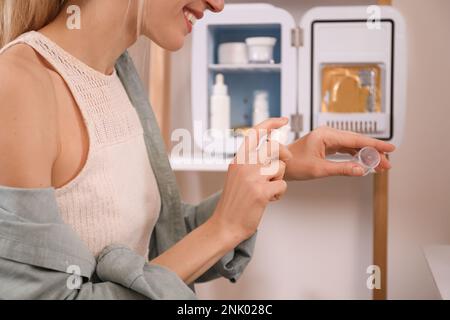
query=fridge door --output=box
[191,4,297,154]
[299,6,407,147]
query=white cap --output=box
[213,73,228,95]
[270,124,291,145]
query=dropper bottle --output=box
[210,73,231,137]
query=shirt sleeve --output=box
[182,191,257,283]
[0,244,196,300]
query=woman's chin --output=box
[155,37,185,52]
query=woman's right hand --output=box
[151,118,291,284]
[210,118,293,245]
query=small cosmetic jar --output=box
[245,37,277,64]
[218,42,248,64]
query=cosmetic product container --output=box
[218,42,248,64]
[246,37,277,64]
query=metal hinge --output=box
[290,113,303,135]
[291,27,303,48]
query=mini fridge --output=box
[185,3,407,168]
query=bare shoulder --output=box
[0,44,57,106]
[0,45,59,188]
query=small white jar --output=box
[246,37,277,64]
[218,42,248,64]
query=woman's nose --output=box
[206,0,224,13]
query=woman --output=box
[0,0,394,299]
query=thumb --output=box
[322,160,366,177]
[253,117,289,131]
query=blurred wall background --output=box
[131,0,450,299]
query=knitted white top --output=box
[0,31,161,258]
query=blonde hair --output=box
[0,0,66,47]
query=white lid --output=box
[254,90,269,101]
[270,124,291,145]
[213,74,228,95]
[219,42,247,48]
[245,37,277,46]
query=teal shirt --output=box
[0,52,256,300]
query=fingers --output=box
[342,132,395,153]
[322,160,366,177]
[323,127,396,153]
[258,140,292,164]
[253,117,289,132]
[235,117,289,165]
[261,160,286,181]
[247,117,289,151]
[266,179,288,201]
[236,117,290,166]
[317,127,395,172]
[375,153,392,172]
[333,147,358,157]
[257,139,291,179]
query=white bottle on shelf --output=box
[210,73,230,138]
[252,90,270,126]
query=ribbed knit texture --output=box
[0,31,161,258]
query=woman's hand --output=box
[151,118,292,285]
[210,117,293,244]
[285,126,396,181]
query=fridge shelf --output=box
[209,64,282,73]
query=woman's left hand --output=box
[284,126,396,181]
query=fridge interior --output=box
[186,4,406,165]
[207,24,283,129]
[308,18,395,140]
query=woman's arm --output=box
[180,192,256,283]
[150,215,239,284]
[151,118,291,284]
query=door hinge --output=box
[291,27,303,48]
[290,113,304,135]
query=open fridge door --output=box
[298,6,407,146]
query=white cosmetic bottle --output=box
[210,73,230,138]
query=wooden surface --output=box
[149,42,171,148]
[373,169,389,300]
[372,0,392,301]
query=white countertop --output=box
[424,245,450,300]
